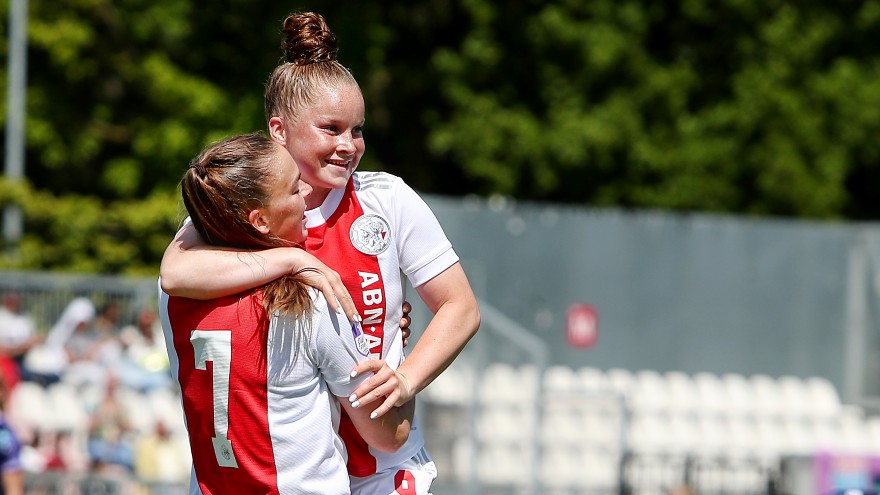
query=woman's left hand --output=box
[349,360,415,419]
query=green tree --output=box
[14,0,283,199]
[3,0,880,273]
[423,0,880,218]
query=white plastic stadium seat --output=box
[539,444,581,488]
[423,362,473,406]
[8,381,52,431]
[694,372,728,416]
[722,373,756,417]
[543,365,578,394]
[476,406,535,443]
[480,363,529,404]
[627,413,673,455]
[665,371,699,414]
[777,375,811,419]
[805,376,842,419]
[577,366,608,393]
[751,374,784,418]
[477,442,532,486]
[605,368,635,397]
[45,382,89,432]
[630,369,669,414]
[540,405,581,444]
[864,415,880,454]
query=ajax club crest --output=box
[350,214,391,255]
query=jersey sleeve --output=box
[309,291,372,399]
[390,177,461,287]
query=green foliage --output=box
[0,177,182,274]
[10,0,273,199]
[424,0,880,218]
[2,0,880,273]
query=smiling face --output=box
[269,82,366,209]
[256,144,311,244]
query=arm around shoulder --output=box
[159,222,293,298]
[159,223,360,320]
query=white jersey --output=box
[159,284,371,495]
[304,171,458,484]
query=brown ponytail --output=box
[180,132,316,317]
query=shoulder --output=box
[352,171,404,192]
[303,288,341,336]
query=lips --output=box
[326,158,349,167]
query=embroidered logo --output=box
[350,214,391,255]
[351,322,371,357]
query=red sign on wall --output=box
[566,303,599,349]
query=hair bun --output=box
[280,12,338,65]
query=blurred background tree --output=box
[1,0,880,273]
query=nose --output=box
[336,132,356,156]
[299,180,313,201]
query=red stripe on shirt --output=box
[306,180,387,476]
[167,294,280,494]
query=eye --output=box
[353,125,364,137]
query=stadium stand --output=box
[3,272,880,495]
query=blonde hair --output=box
[264,11,360,124]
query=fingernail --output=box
[350,370,358,378]
[349,393,357,402]
[354,314,362,322]
[370,412,377,420]
[352,400,360,408]
[336,306,344,315]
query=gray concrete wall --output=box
[414,193,880,400]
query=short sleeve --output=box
[309,291,371,399]
[391,179,460,287]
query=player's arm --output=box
[1,469,23,495]
[160,221,358,319]
[350,262,480,417]
[339,376,415,453]
[314,306,414,452]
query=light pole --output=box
[4,0,28,249]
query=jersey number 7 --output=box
[191,330,240,468]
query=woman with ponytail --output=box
[161,12,480,494]
[160,133,413,495]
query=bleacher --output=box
[4,269,879,495]
[421,362,879,495]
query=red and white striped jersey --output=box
[159,286,370,495]
[304,172,459,478]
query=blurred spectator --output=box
[117,308,171,392]
[22,297,96,386]
[133,420,190,493]
[0,367,24,495]
[86,374,135,475]
[62,301,123,387]
[0,291,41,389]
[0,292,39,386]
[19,429,70,475]
[92,301,122,338]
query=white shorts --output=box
[349,447,438,495]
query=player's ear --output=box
[268,117,286,146]
[248,208,271,235]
